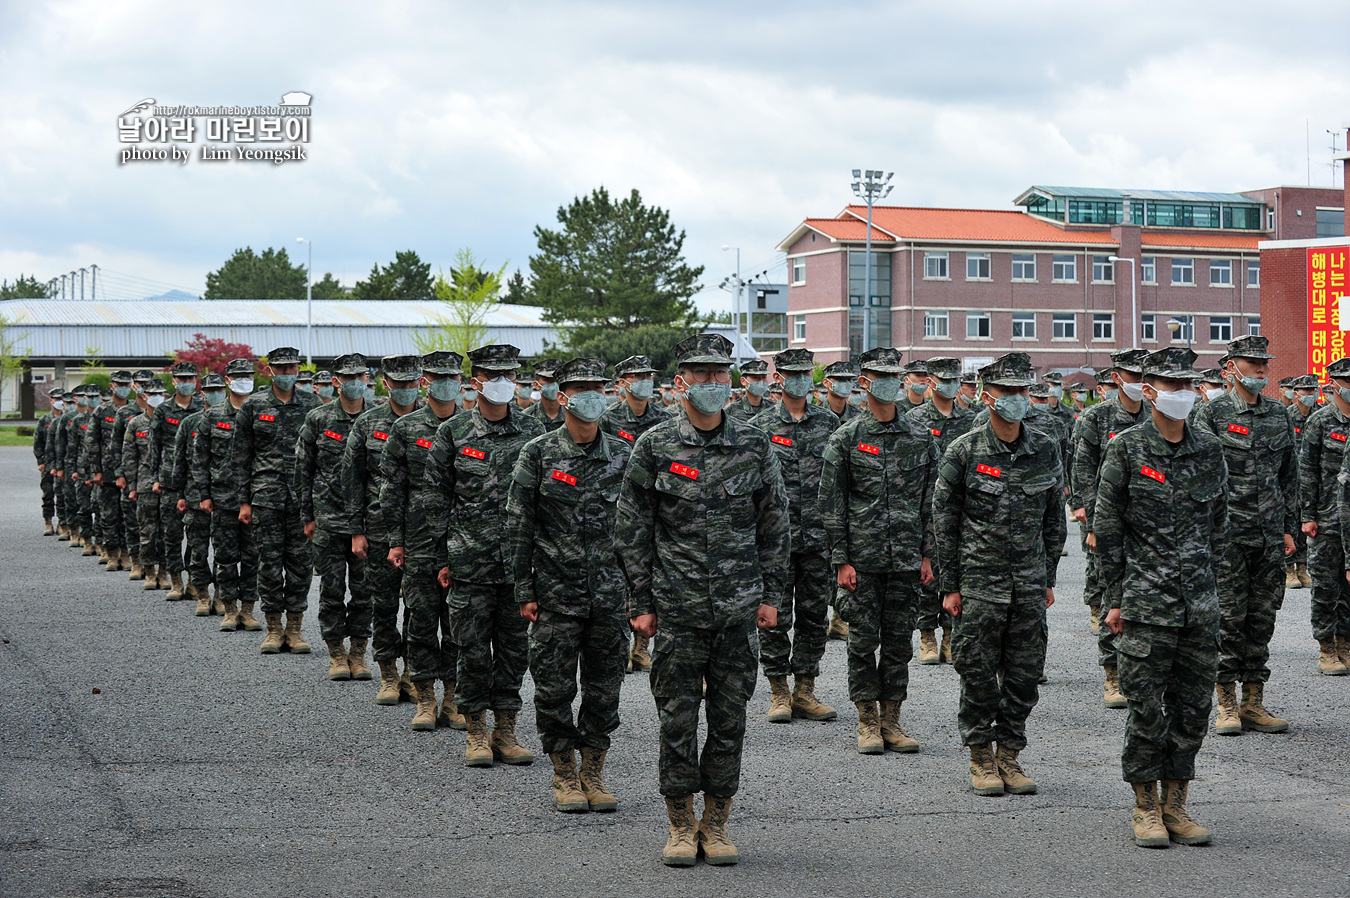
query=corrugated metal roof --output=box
[1018,186,1263,205]
[0,299,553,327]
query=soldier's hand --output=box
[919,557,934,586]
[1104,607,1123,635]
[520,602,539,623]
[152,481,161,494]
[1045,587,1055,609]
[303,521,316,540]
[630,613,657,639]
[943,591,962,617]
[836,563,858,591]
[437,567,450,588]
[1284,534,1295,557]
[176,499,187,513]
[387,546,403,567]
[200,499,213,513]
[351,534,367,559]
[238,503,252,525]
[128,490,137,501]
[93,473,103,484]
[54,470,63,479]
[37,464,45,474]
[1303,522,1318,538]
[116,476,126,490]
[1073,507,1087,524]
[1085,532,1097,552]
[756,604,778,629]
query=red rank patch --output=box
[258,414,276,422]
[1295,427,1302,434]
[771,434,793,446]
[167,417,180,425]
[976,463,1001,478]
[323,429,344,442]
[670,462,699,480]
[1227,424,1249,435]
[1108,432,1117,439]
[930,428,942,437]
[618,430,635,441]
[1333,432,1348,442]
[215,422,232,431]
[415,437,433,449]
[461,446,486,459]
[192,431,198,437]
[1141,466,1165,483]
[373,431,389,441]
[135,431,148,438]
[80,424,88,430]
[857,442,881,455]
[104,416,115,423]
[551,469,577,486]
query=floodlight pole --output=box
[1109,256,1137,348]
[297,237,312,365]
[722,245,742,364]
[852,170,893,354]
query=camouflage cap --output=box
[1198,367,1225,385]
[1288,373,1320,389]
[1327,357,1350,380]
[314,370,332,381]
[674,333,734,365]
[857,347,905,374]
[979,352,1035,387]
[421,350,464,376]
[48,387,65,399]
[822,361,859,379]
[1142,347,1200,380]
[615,355,658,376]
[1029,382,1051,397]
[332,353,368,376]
[903,359,928,376]
[1110,348,1149,374]
[1069,380,1089,393]
[201,373,226,389]
[738,358,769,375]
[296,370,314,383]
[170,361,199,377]
[1227,334,1274,360]
[133,369,157,384]
[1216,353,1230,369]
[467,344,521,372]
[555,357,609,386]
[1277,376,1295,387]
[382,354,422,381]
[110,369,133,383]
[1094,367,1116,385]
[531,357,566,379]
[1042,370,1064,384]
[145,380,166,393]
[772,348,815,372]
[225,358,255,376]
[960,371,978,384]
[926,357,961,379]
[267,346,302,365]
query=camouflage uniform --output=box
[110,393,143,563]
[34,405,60,526]
[1286,376,1319,571]
[168,404,214,593]
[85,379,132,554]
[149,374,205,579]
[57,396,92,543]
[933,354,1066,752]
[195,376,257,612]
[614,334,790,799]
[123,405,161,565]
[724,359,775,424]
[1302,391,1350,643]
[599,395,672,446]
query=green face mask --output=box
[339,379,366,400]
[934,380,960,399]
[564,390,607,422]
[782,374,814,399]
[684,381,731,415]
[745,381,769,398]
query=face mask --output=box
[745,381,769,399]
[516,384,532,400]
[317,385,335,400]
[934,380,960,400]
[204,390,227,408]
[1281,389,1294,400]
[364,385,376,402]
[52,400,65,410]
[1339,388,1350,405]
[380,385,413,406]
[681,380,731,415]
[480,376,516,405]
[147,394,165,408]
[782,374,814,399]
[907,381,927,396]
[1298,393,1317,408]
[990,393,1031,423]
[1205,387,1226,401]
[175,382,195,397]
[530,390,542,402]
[625,379,654,401]
[1151,388,1196,421]
[847,392,865,408]
[428,378,462,403]
[229,378,253,395]
[864,376,902,403]
[1048,385,1063,399]
[1240,375,1268,395]
[1102,388,1119,402]
[538,383,559,402]
[564,390,607,422]
[1072,391,1086,403]
[271,374,298,391]
[339,379,366,400]
[113,385,131,399]
[462,389,477,403]
[1120,381,1145,402]
[828,379,853,399]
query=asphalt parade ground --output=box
[2,446,1348,898]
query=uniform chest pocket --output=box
[318,433,346,455]
[454,455,491,497]
[540,470,582,505]
[965,470,1006,513]
[1321,431,1347,454]
[1184,479,1223,504]
[850,450,886,490]
[656,467,703,504]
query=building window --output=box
[1052,313,1077,340]
[1093,314,1114,340]
[1011,312,1036,339]
[1210,316,1232,342]
[924,252,949,279]
[791,257,805,285]
[1141,257,1156,284]
[1011,253,1036,281]
[1141,314,1156,342]
[1247,316,1260,336]
[924,310,949,338]
[1169,315,1194,343]
[1317,208,1346,239]
[966,312,991,339]
[1052,254,1077,282]
[1171,258,1195,285]
[966,252,991,280]
[1210,259,1232,287]
[1247,259,1260,287]
[793,315,806,341]
[1092,256,1114,283]
[847,250,891,354]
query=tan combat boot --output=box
[128,559,144,581]
[398,661,417,703]
[1239,682,1288,733]
[57,523,70,541]
[1131,782,1169,847]
[1285,564,1301,589]
[283,612,311,653]
[1160,779,1211,845]
[490,710,535,765]
[579,746,617,812]
[238,601,263,631]
[97,545,110,565]
[156,567,170,590]
[166,571,185,600]
[208,586,225,615]
[437,680,465,730]
[791,675,837,720]
[411,680,437,730]
[855,701,883,755]
[1103,665,1127,709]
[43,518,54,536]
[375,661,401,705]
[969,744,1004,796]
[827,613,848,640]
[629,635,652,673]
[918,629,939,664]
[939,627,952,663]
[464,710,494,767]
[766,675,793,723]
[326,641,351,680]
[142,564,160,590]
[1089,605,1101,633]
[661,796,698,866]
[1296,563,1311,588]
[697,795,737,866]
[996,744,1037,794]
[193,585,211,616]
[259,612,285,654]
[879,700,919,752]
[1213,683,1242,735]
[1317,639,1348,675]
[1339,635,1350,668]
[218,598,239,632]
[82,540,98,557]
[548,750,589,812]
[347,639,372,680]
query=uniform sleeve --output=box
[168,423,190,493]
[1278,415,1299,538]
[193,415,213,502]
[1042,444,1067,588]
[1093,437,1130,610]
[377,425,409,549]
[120,424,136,486]
[505,443,542,607]
[752,443,790,610]
[932,440,967,595]
[1069,409,1098,511]
[110,413,127,479]
[614,434,658,618]
[85,413,103,475]
[1299,414,1323,526]
[294,408,320,522]
[147,409,165,485]
[817,429,851,567]
[33,417,46,462]
[920,435,939,561]
[335,419,363,536]
[231,402,255,506]
[1211,453,1230,566]
[421,420,457,570]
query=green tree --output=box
[352,250,433,301]
[411,248,505,360]
[0,312,32,412]
[309,272,345,299]
[0,274,49,299]
[502,269,541,306]
[566,323,704,382]
[204,247,307,299]
[530,188,704,346]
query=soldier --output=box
[1068,381,1089,415]
[1043,372,1077,457]
[1277,376,1295,408]
[820,347,937,755]
[85,371,133,569]
[514,366,536,410]
[125,383,167,587]
[1028,383,1072,480]
[724,358,772,422]
[34,388,64,536]
[821,361,862,428]
[1305,362,1350,674]
[196,359,262,632]
[314,370,334,404]
[380,351,463,722]
[898,359,928,413]
[232,346,322,654]
[461,385,478,412]
[750,348,840,724]
[149,361,204,600]
[113,371,156,578]
[1094,347,1226,848]
[1197,369,1227,405]
[341,354,423,702]
[1072,349,1150,707]
[933,352,1065,797]
[508,357,630,812]
[423,344,545,766]
[170,374,223,613]
[64,386,97,552]
[1286,373,1319,589]
[295,369,315,396]
[1193,335,1296,735]
[908,356,975,664]
[957,371,979,410]
[296,354,373,680]
[615,332,788,867]
[522,357,566,432]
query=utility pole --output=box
[297,238,313,365]
[851,170,893,354]
[90,264,98,301]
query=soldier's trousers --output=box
[1216,540,1285,684]
[137,490,163,565]
[916,556,954,633]
[52,472,66,526]
[1081,523,1100,609]
[760,551,831,678]
[211,508,257,606]
[365,541,407,663]
[159,490,186,576]
[61,477,77,533]
[39,470,55,520]
[529,606,626,754]
[120,490,138,559]
[97,483,124,549]
[844,570,921,703]
[447,580,527,714]
[183,507,212,588]
[76,481,94,540]
[1289,525,1308,567]
[402,557,457,681]
[952,597,1046,751]
[650,620,759,798]
[1308,531,1350,641]
[313,528,370,643]
[252,500,312,614]
[1117,618,1218,783]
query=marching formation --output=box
[29,330,1348,863]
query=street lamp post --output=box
[851,170,893,354]
[1108,255,1137,348]
[296,237,312,365]
[721,245,742,364]
[1168,316,1193,349]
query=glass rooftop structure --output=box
[1012,186,1267,231]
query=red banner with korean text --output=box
[1309,245,1350,381]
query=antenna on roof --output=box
[1329,130,1343,188]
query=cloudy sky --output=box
[2,0,1347,310]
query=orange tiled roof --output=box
[842,205,1118,245]
[1140,232,1262,251]
[799,218,896,242]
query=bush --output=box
[16,425,34,436]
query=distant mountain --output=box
[142,289,201,302]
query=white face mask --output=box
[146,394,165,407]
[1205,387,1226,402]
[1151,388,1197,421]
[479,375,516,405]
[229,378,254,395]
[1120,381,1145,402]
[52,400,64,411]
